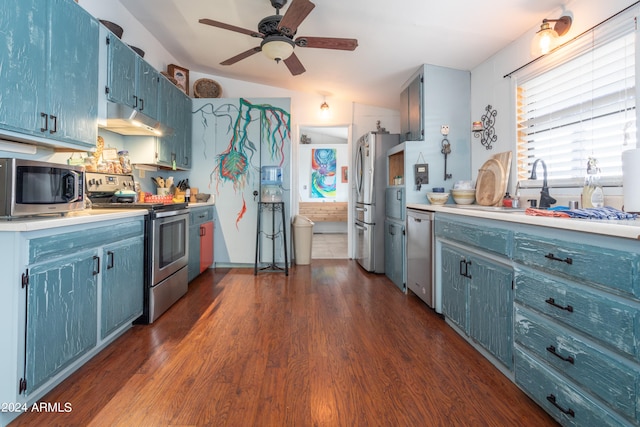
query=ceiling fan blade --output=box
[220,47,262,65]
[199,18,263,38]
[296,36,358,51]
[284,53,306,75]
[277,0,315,36]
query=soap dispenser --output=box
[502,192,513,208]
[582,157,604,208]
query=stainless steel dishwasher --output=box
[406,209,434,307]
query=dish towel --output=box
[526,206,637,220]
[525,208,570,217]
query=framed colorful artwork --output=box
[310,148,336,198]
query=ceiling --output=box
[119,0,567,110]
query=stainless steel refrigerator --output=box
[354,132,399,272]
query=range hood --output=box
[99,102,173,137]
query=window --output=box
[514,8,637,185]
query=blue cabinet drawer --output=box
[515,348,630,426]
[435,216,512,257]
[513,232,640,298]
[515,306,639,422]
[28,220,145,265]
[190,206,213,226]
[515,268,640,361]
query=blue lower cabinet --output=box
[515,267,639,362]
[26,252,99,394]
[101,236,144,338]
[515,306,639,422]
[515,348,630,426]
[22,218,145,397]
[440,241,513,368]
[384,219,405,290]
[468,254,513,369]
[441,244,468,333]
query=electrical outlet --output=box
[441,125,450,136]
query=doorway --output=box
[296,125,351,259]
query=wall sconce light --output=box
[472,105,497,150]
[531,15,572,56]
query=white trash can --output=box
[293,215,314,265]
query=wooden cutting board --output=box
[476,158,505,206]
[474,151,512,206]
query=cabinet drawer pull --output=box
[545,253,573,264]
[93,255,100,275]
[49,115,57,134]
[133,95,138,108]
[459,259,472,278]
[40,112,48,132]
[545,297,573,312]
[200,225,205,237]
[140,97,144,111]
[546,345,574,364]
[546,394,575,417]
[107,251,115,269]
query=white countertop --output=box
[407,203,640,240]
[0,209,147,232]
[0,195,216,233]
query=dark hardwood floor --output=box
[11,260,557,426]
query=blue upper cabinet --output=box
[0,0,48,137]
[106,35,137,109]
[0,0,99,149]
[106,35,160,121]
[137,59,160,120]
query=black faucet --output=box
[529,159,557,208]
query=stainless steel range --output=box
[86,172,189,323]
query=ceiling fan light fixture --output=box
[261,36,295,62]
[531,15,572,56]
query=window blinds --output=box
[514,7,637,184]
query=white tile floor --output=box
[312,233,348,259]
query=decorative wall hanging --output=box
[167,64,189,95]
[472,105,497,150]
[310,148,336,198]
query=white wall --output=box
[470,0,638,196]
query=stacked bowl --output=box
[451,189,475,205]
[452,180,475,205]
[427,192,450,205]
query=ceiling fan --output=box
[199,0,358,76]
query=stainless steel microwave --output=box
[0,158,85,218]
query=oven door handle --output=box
[154,209,190,219]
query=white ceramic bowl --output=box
[427,192,449,205]
[451,189,476,205]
